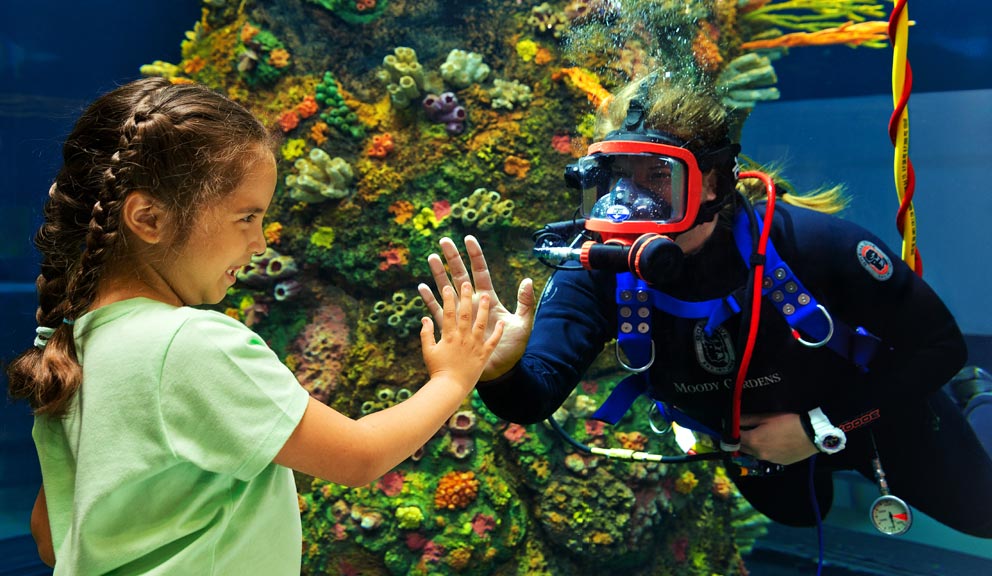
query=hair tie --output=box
[34,326,56,349]
[63,318,75,325]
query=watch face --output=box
[822,435,842,450]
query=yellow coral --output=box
[263,221,283,245]
[675,470,699,494]
[280,138,307,161]
[412,207,440,236]
[741,20,892,50]
[389,200,416,224]
[515,38,538,62]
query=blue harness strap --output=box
[592,210,884,430]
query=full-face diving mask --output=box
[567,140,703,237]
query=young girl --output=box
[5,77,503,574]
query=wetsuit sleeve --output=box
[477,268,615,424]
[784,208,967,427]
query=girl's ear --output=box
[122,191,168,244]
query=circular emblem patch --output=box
[605,204,631,223]
[693,322,736,376]
[856,240,893,281]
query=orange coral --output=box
[534,46,554,65]
[277,110,300,133]
[241,23,260,44]
[263,221,283,245]
[389,200,415,224]
[741,20,891,50]
[615,431,648,451]
[295,95,319,119]
[552,67,612,109]
[356,0,376,11]
[503,155,531,179]
[268,47,291,69]
[310,121,330,145]
[367,133,395,158]
[693,21,723,73]
[378,245,409,271]
[182,55,207,75]
[434,471,480,510]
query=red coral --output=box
[295,95,319,119]
[376,470,405,496]
[432,199,452,221]
[277,110,300,133]
[671,535,689,563]
[551,133,572,154]
[378,244,409,271]
[405,532,429,551]
[355,0,376,12]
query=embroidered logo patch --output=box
[693,321,736,376]
[856,241,893,281]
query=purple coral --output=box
[422,92,467,135]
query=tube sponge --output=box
[285,148,355,202]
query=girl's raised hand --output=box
[420,281,504,389]
[418,235,534,381]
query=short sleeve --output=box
[160,311,310,481]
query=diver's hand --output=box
[739,412,818,465]
[419,235,535,381]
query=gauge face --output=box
[870,495,913,535]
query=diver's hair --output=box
[5,77,275,417]
[597,73,848,215]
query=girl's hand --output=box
[418,235,535,381]
[420,281,504,389]
[739,412,819,465]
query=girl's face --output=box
[155,153,276,306]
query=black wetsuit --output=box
[479,203,992,538]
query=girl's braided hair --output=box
[6,77,275,417]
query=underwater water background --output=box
[1,1,991,575]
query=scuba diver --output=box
[418,74,992,539]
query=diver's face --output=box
[674,170,719,255]
[611,155,674,205]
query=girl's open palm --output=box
[418,235,535,381]
[420,281,504,386]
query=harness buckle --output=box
[616,339,655,373]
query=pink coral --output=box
[471,513,497,537]
[287,302,350,403]
[503,423,529,444]
[376,470,405,496]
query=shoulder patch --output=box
[856,240,893,281]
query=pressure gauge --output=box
[870,494,913,535]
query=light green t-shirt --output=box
[33,298,311,575]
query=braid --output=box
[6,77,274,417]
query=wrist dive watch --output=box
[808,407,846,454]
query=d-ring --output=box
[796,304,834,348]
[648,402,672,435]
[616,340,655,373]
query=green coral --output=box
[366,290,425,338]
[315,71,366,139]
[450,188,514,230]
[716,52,780,110]
[376,47,425,108]
[309,225,335,249]
[306,0,389,25]
[285,148,355,202]
[238,27,289,88]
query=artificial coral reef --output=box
[146,1,892,574]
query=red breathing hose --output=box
[728,171,776,447]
